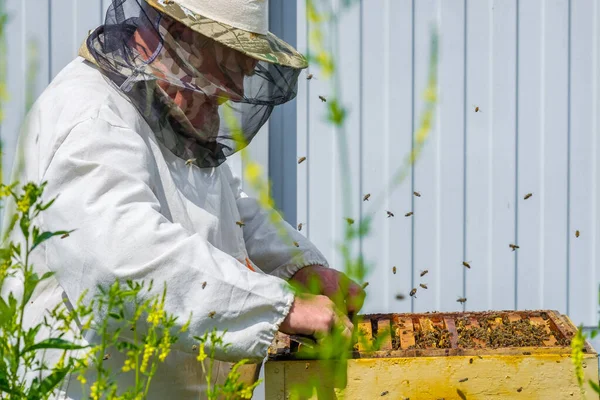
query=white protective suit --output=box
[3,57,328,399]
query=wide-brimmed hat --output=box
[145,0,308,69]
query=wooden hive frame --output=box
[266,310,599,399]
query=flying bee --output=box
[524,193,533,200]
[192,344,198,351]
[185,158,197,166]
[459,378,468,383]
[462,261,471,269]
[420,269,429,277]
[395,293,406,300]
[392,266,397,274]
[410,288,417,297]
[297,223,303,231]
[361,282,369,289]
[576,230,580,238]
[345,217,355,225]
[386,211,395,218]
[420,283,428,289]
[305,362,310,369]
[363,193,371,201]
[236,221,245,227]
[202,281,207,289]
[509,244,520,251]
[298,156,307,164]
[474,106,481,113]
[293,241,300,248]
[103,353,111,361]
[319,95,327,102]
[380,391,389,396]
[405,212,413,217]
[413,191,421,197]
[306,73,314,80]
[457,297,467,304]
[208,311,216,318]
[164,0,175,4]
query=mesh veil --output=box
[85,0,302,167]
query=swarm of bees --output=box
[363,193,371,201]
[298,156,307,164]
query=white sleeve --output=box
[40,117,294,362]
[226,171,330,280]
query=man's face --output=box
[133,16,259,133]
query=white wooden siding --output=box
[297,0,600,327]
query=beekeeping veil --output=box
[81,0,307,167]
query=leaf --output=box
[26,367,70,400]
[0,368,16,395]
[36,197,56,212]
[21,338,88,354]
[31,230,73,251]
[589,379,600,394]
[591,330,598,339]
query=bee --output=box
[517,387,523,393]
[363,193,371,201]
[395,293,406,300]
[192,345,198,351]
[474,106,481,113]
[410,288,417,297]
[361,282,369,289]
[509,244,520,251]
[306,73,314,80]
[185,158,197,166]
[61,233,70,239]
[297,223,303,231]
[298,156,307,164]
[319,95,327,102]
[236,221,245,227]
[459,378,468,383]
[345,218,355,225]
[405,212,413,217]
[576,230,580,238]
[413,191,421,197]
[202,281,207,289]
[469,358,473,364]
[208,311,216,318]
[524,193,533,200]
[103,353,111,361]
[420,269,429,277]
[305,362,310,369]
[457,297,467,304]
[386,211,395,218]
[380,391,389,396]
[462,261,471,269]
[164,0,175,4]
[392,266,397,274]
[420,283,428,289]
[293,241,300,248]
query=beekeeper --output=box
[4,0,365,398]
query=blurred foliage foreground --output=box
[0,0,596,398]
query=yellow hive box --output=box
[265,311,598,399]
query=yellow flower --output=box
[141,344,155,373]
[17,196,30,213]
[122,357,134,372]
[244,162,262,184]
[196,343,207,362]
[77,374,87,385]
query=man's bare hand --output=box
[290,265,366,316]
[279,294,353,341]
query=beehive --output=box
[266,310,598,399]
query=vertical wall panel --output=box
[437,0,466,312]
[385,0,413,313]
[489,0,518,311]
[464,0,494,311]
[412,0,439,313]
[516,0,544,310]
[569,0,596,325]
[541,0,569,313]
